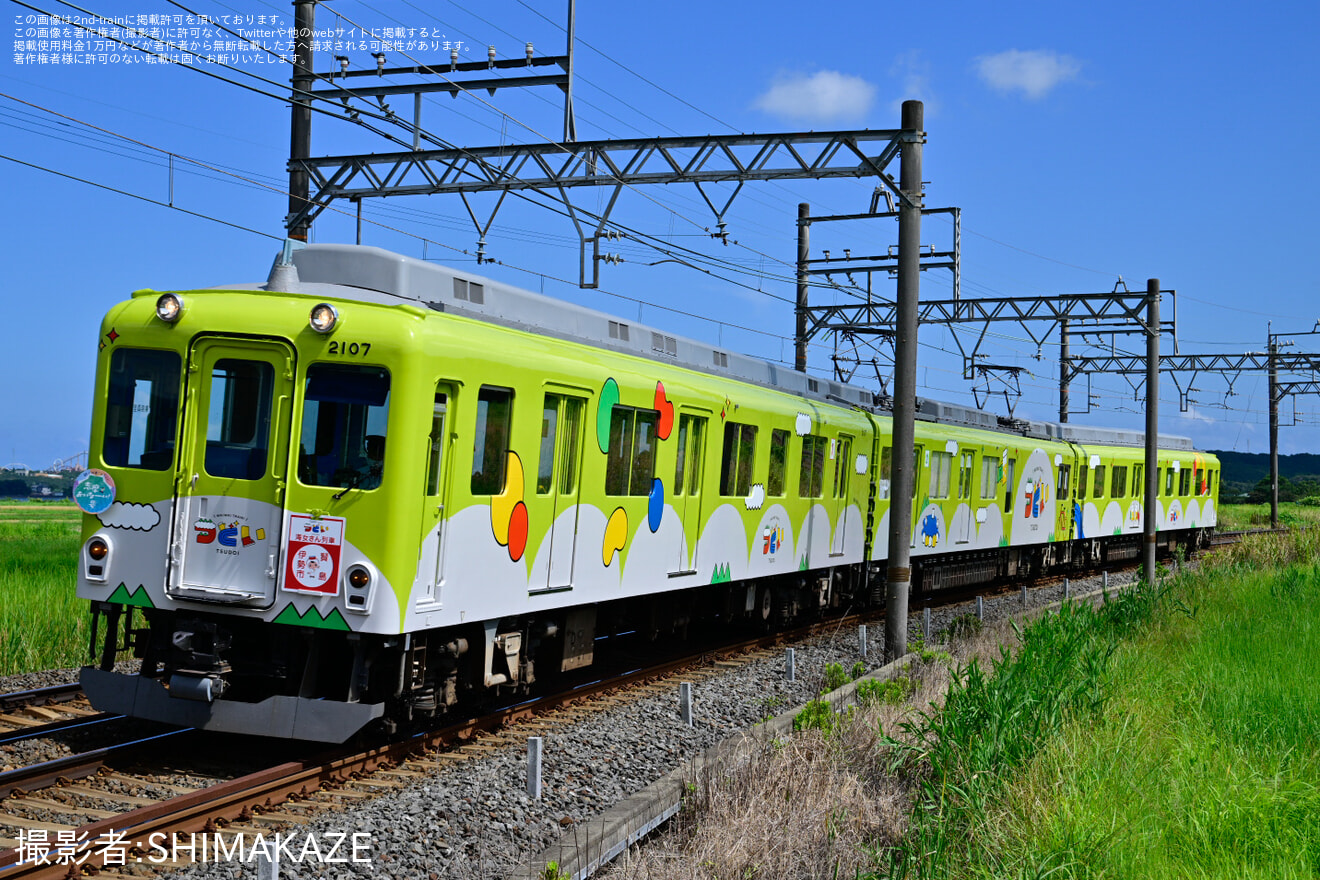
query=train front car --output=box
[76,264,421,742]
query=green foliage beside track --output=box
[873,528,1320,879]
[0,503,87,674]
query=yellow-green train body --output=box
[75,244,1218,741]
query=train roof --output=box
[239,242,1196,454]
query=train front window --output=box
[204,359,274,480]
[103,348,181,470]
[298,364,391,489]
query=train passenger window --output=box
[928,451,952,499]
[299,364,391,489]
[1165,468,1175,496]
[1002,458,1016,514]
[1111,466,1127,498]
[833,436,853,499]
[768,429,789,496]
[879,446,893,500]
[606,405,659,496]
[1133,465,1144,496]
[720,422,758,497]
[980,455,998,500]
[958,451,975,500]
[103,348,181,471]
[799,435,827,498]
[1178,468,1191,496]
[1056,464,1071,500]
[1092,465,1106,499]
[425,392,448,496]
[471,386,513,495]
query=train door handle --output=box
[190,473,198,490]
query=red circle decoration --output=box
[508,501,529,562]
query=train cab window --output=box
[980,455,998,500]
[1078,466,1089,499]
[928,451,953,500]
[768,429,789,496]
[471,386,513,495]
[1056,464,1071,500]
[1111,466,1127,498]
[1002,457,1017,514]
[1092,465,1106,499]
[204,359,274,480]
[958,451,975,500]
[833,436,853,499]
[299,364,391,489]
[1178,468,1191,496]
[1133,465,1144,496]
[1206,469,1215,496]
[103,348,181,471]
[719,422,758,497]
[606,405,659,496]
[800,435,827,498]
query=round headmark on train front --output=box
[73,468,116,515]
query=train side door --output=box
[167,337,294,606]
[540,392,587,591]
[670,410,709,574]
[1055,450,1075,543]
[421,386,453,604]
[910,444,925,547]
[830,433,854,556]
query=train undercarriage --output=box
[82,527,1212,742]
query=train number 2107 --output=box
[327,341,372,356]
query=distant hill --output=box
[1208,450,1320,499]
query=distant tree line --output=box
[0,478,29,498]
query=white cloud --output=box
[889,51,938,117]
[976,49,1081,99]
[98,501,161,531]
[754,71,877,123]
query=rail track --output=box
[0,528,1276,877]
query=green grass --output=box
[883,530,1320,879]
[0,502,88,674]
[1216,501,1320,530]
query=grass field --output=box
[0,502,88,675]
[909,529,1320,879]
[1216,501,1320,530]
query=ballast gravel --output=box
[142,568,1137,880]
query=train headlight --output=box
[309,303,339,334]
[87,537,109,560]
[344,563,374,613]
[155,293,184,323]
[84,535,111,583]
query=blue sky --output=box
[4,0,1318,470]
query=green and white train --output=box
[74,244,1219,741]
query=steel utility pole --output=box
[795,203,809,372]
[1269,330,1279,529]
[1059,318,1070,422]
[287,0,315,242]
[1143,279,1159,586]
[885,100,922,662]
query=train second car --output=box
[73,244,1218,741]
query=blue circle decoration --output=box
[647,478,664,533]
[73,468,116,515]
